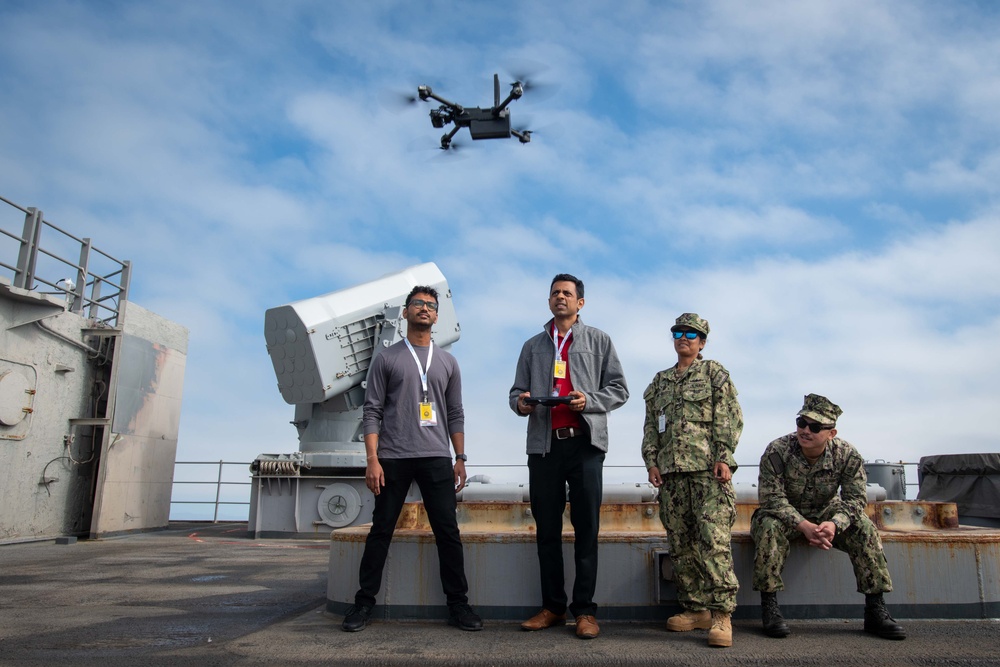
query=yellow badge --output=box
[553,359,567,379]
[420,402,433,420]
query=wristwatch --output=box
[455,453,468,462]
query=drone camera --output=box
[429,108,450,129]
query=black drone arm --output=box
[418,85,463,113]
[510,129,531,144]
[495,82,523,115]
[440,126,461,150]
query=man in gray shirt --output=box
[342,286,481,633]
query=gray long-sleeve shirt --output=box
[362,340,464,459]
[509,317,629,455]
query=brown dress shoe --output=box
[521,609,566,631]
[575,615,599,639]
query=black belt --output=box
[553,427,580,440]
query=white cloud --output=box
[2,0,1000,491]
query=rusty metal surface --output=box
[867,500,962,530]
[387,500,970,535]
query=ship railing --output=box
[0,195,131,327]
[169,460,922,524]
[170,460,253,523]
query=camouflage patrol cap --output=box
[797,393,843,426]
[670,313,710,336]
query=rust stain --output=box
[391,501,665,533]
[865,501,965,532]
[351,500,1000,545]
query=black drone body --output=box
[418,74,531,150]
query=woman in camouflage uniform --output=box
[640,313,743,648]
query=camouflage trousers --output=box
[659,471,739,613]
[750,511,893,594]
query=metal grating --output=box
[336,315,378,377]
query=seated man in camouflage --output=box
[751,393,906,641]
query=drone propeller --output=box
[505,61,557,101]
[511,128,533,144]
[379,75,456,111]
[378,89,420,112]
[509,76,555,99]
[511,114,537,143]
[406,135,466,162]
[431,137,468,162]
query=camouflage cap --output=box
[670,312,710,336]
[797,393,843,426]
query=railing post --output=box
[87,273,103,321]
[73,238,91,314]
[119,259,131,306]
[14,208,42,289]
[214,460,224,523]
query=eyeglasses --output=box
[796,416,834,433]
[672,330,700,340]
[407,299,438,312]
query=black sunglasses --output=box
[672,330,700,340]
[796,416,834,433]
[407,299,439,312]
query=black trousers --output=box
[527,433,605,618]
[354,456,469,608]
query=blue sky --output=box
[2,1,999,490]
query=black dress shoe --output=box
[342,604,373,632]
[448,603,483,631]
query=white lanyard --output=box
[551,324,572,396]
[404,338,434,402]
[552,323,572,359]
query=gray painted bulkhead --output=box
[90,301,189,537]
[1,281,103,540]
[0,281,188,541]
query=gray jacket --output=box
[509,317,629,455]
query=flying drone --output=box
[417,73,532,150]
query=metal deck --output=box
[1,522,998,666]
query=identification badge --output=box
[658,413,666,433]
[553,360,567,379]
[419,402,438,427]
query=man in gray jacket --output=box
[509,273,629,640]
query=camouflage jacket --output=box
[756,434,867,532]
[640,359,742,473]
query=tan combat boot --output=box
[708,611,732,647]
[666,609,712,632]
